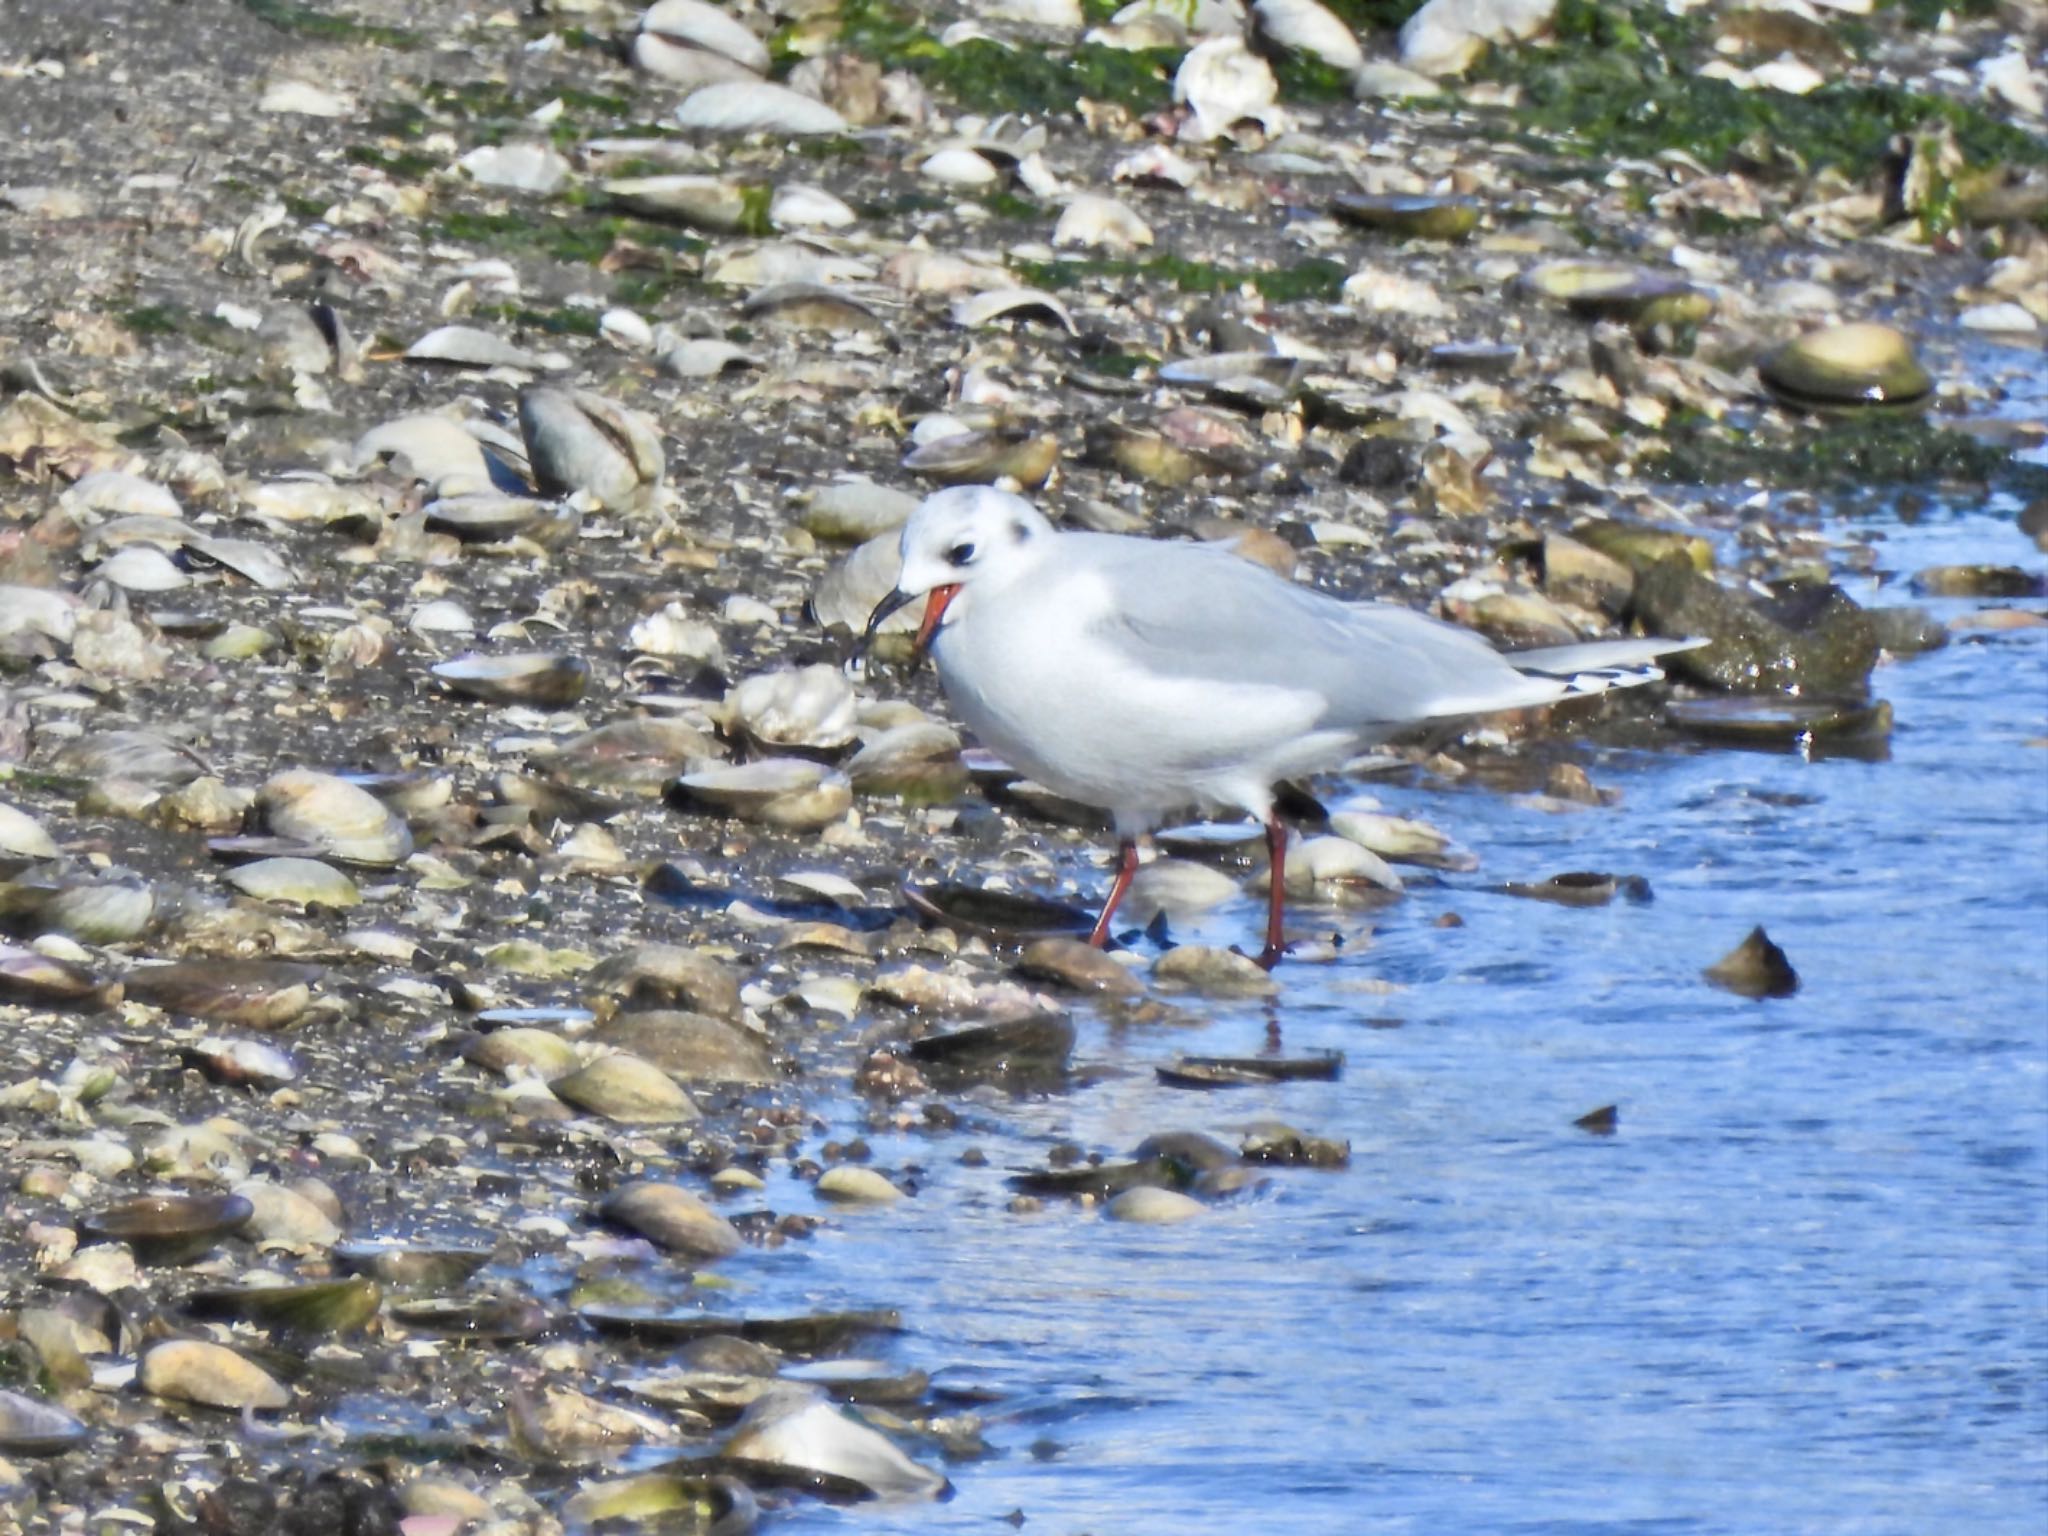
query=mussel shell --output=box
[0,943,120,1008]
[899,883,1095,944]
[388,1294,550,1341]
[122,959,322,1029]
[902,1015,1076,1081]
[1758,322,1933,411]
[433,652,591,708]
[333,1241,496,1289]
[560,1470,760,1532]
[184,1275,383,1336]
[78,1192,253,1265]
[0,1388,90,1456]
[1331,192,1481,240]
[578,1308,903,1355]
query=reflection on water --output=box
[724,507,2048,1534]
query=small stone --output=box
[1014,938,1144,996]
[1703,926,1799,999]
[1153,946,1280,997]
[602,1180,742,1259]
[1105,1187,1203,1224]
[554,1053,701,1125]
[816,1166,903,1204]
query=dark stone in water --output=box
[579,1308,904,1355]
[903,1014,1074,1084]
[647,863,896,930]
[1132,1131,1236,1173]
[1634,560,1878,697]
[1703,925,1800,999]
[1666,695,1892,754]
[1155,1050,1345,1089]
[1007,1156,1182,1200]
[1575,1104,1619,1136]
[387,1295,548,1341]
[1493,872,1652,907]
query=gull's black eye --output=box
[946,541,976,568]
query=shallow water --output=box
[742,498,2048,1535]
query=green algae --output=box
[1012,253,1348,302]
[1644,414,2035,490]
[240,0,419,48]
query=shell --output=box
[432,652,592,708]
[259,770,413,866]
[639,0,770,72]
[721,665,860,755]
[1758,322,1933,411]
[673,82,849,136]
[668,759,853,831]
[518,386,665,507]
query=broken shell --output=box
[138,1340,289,1411]
[948,287,1077,334]
[79,1192,253,1265]
[723,1386,946,1500]
[721,664,859,756]
[1333,193,1481,241]
[669,759,853,830]
[433,652,591,708]
[740,282,886,335]
[123,959,322,1029]
[1173,37,1282,143]
[0,943,118,1009]
[258,770,413,866]
[1758,322,1933,411]
[1053,193,1154,251]
[519,386,665,507]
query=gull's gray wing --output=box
[1070,535,1562,726]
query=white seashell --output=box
[770,183,857,230]
[1979,48,2045,118]
[62,470,182,520]
[1352,60,1445,99]
[604,173,751,230]
[920,147,1000,187]
[258,80,353,117]
[1748,56,1826,96]
[674,82,849,136]
[0,585,80,643]
[0,800,59,859]
[1342,267,1448,317]
[1959,303,2037,334]
[1053,194,1153,251]
[639,0,771,72]
[1014,153,1066,201]
[630,604,725,662]
[600,308,656,351]
[1173,38,1283,142]
[633,32,761,87]
[723,1387,946,1499]
[722,664,859,752]
[457,143,571,195]
[660,337,763,379]
[948,287,1078,333]
[703,241,874,288]
[410,599,476,636]
[1110,144,1203,188]
[1252,0,1363,72]
[96,546,188,592]
[351,414,494,484]
[405,325,569,373]
[1399,0,1557,77]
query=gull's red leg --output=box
[1257,815,1289,970]
[1089,839,1140,949]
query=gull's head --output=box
[860,488,1055,660]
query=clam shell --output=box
[433,651,591,708]
[673,81,849,136]
[722,664,859,755]
[604,174,755,230]
[561,1472,758,1531]
[222,856,361,908]
[640,0,770,72]
[1332,192,1481,241]
[947,287,1078,333]
[405,324,568,373]
[668,759,853,830]
[901,427,1059,487]
[519,386,665,506]
[259,769,413,866]
[1252,0,1363,70]
[0,1389,89,1457]
[123,959,323,1029]
[79,1192,254,1265]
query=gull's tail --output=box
[1506,636,1708,697]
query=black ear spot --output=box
[1010,520,1033,542]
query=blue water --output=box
[746,501,2048,1535]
